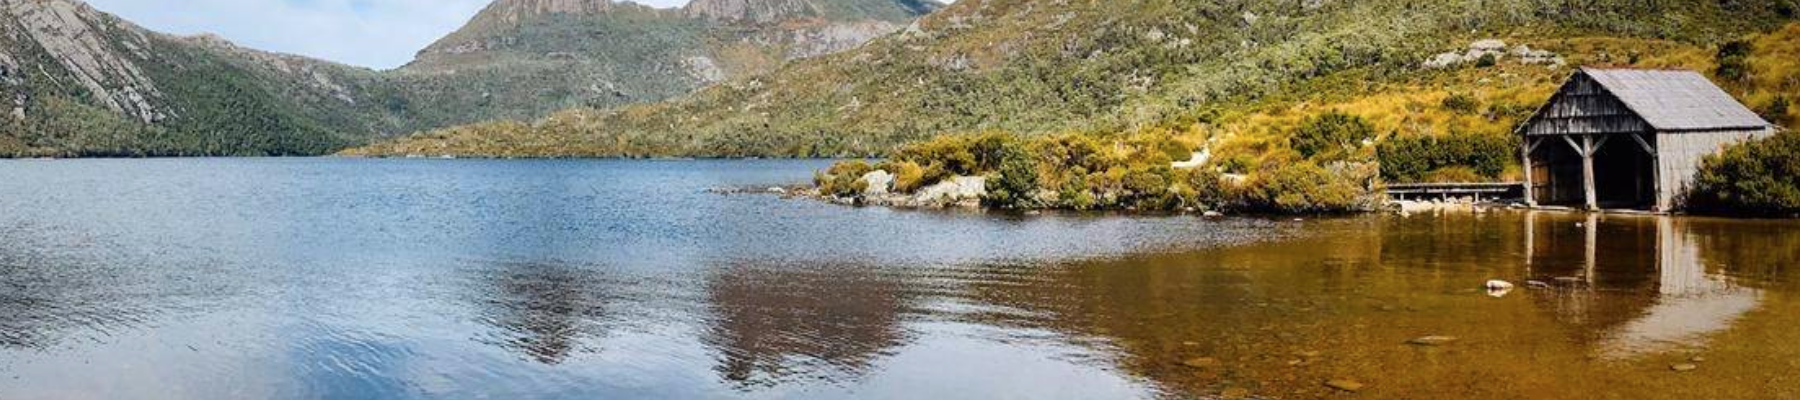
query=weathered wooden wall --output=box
[1523,74,1652,136]
[1656,127,1776,210]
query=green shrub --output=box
[879,160,929,193]
[1474,53,1499,68]
[1716,40,1754,82]
[1442,93,1480,114]
[1378,133,1515,183]
[816,160,875,198]
[1765,96,1791,125]
[1238,162,1367,213]
[1421,166,1486,183]
[1289,112,1376,160]
[984,140,1041,208]
[1687,131,1800,216]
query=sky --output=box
[85,0,695,70]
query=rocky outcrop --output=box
[4,0,165,122]
[865,176,987,208]
[785,20,903,59]
[1423,39,1564,69]
[683,0,817,24]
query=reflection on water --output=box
[474,262,614,365]
[4,159,1800,399]
[703,264,910,388]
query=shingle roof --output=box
[1581,68,1772,131]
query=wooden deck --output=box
[1386,182,1525,202]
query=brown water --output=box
[3,159,1799,399]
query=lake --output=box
[2,159,1799,399]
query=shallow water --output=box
[2,159,1798,399]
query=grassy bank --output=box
[815,23,1800,214]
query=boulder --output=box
[860,170,895,196]
[900,176,986,208]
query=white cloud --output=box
[84,0,695,70]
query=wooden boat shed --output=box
[1518,68,1775,212]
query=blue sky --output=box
[85,0,694,70]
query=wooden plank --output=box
[1630,133,1656,156]
[1581,135,1598,210]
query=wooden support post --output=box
[1522,136,1537,206]
[1631,133,1663,213]
[1581,135,1598,211]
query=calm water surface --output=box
[2,159,1799,399]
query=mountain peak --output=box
[681,0,941,24]
[681,0,818,23]
[475,0,627,25]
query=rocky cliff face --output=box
[2,0,164,122]
[0,0,941,157]
[0,0,403,156]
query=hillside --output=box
[0,0,406,156]
[0,0,937,157]
[347,0,1799,158]
[385,0,941,129]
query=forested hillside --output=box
[384,0,940,131]
[349,0,1798,159]
[0,0,936,157]
[0,0,405,156]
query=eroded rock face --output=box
[464,0,623,30]
[684,0,818,24]
[684,55,726,84]
[786,20,903,60]
[4,0,164,122]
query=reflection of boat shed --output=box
[1518,68,1775,211]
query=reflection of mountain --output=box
[472,262,612,364]
[702,264,910,387]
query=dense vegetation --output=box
[814,130,1382,213]
[1667,23,1800,216]
[1,0,933,158]
[1688,130,1800,217]
[805,19,1800,212]
[354,0,1799,160]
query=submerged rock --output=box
[1407,336,1458,346]
[1181,357,1221,368]
[1671,363,1698,372]
[1324,379,1365,392]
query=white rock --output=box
[913,176,987,207]
[860,170,895,196]
[1171,150,1211,169]
[1486,280,1515,290]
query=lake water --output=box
[2,159,1799,399]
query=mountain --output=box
[0,0,938,157]
[0,0,406,156]
[346,0,1800,158]
[380,0,940,137]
